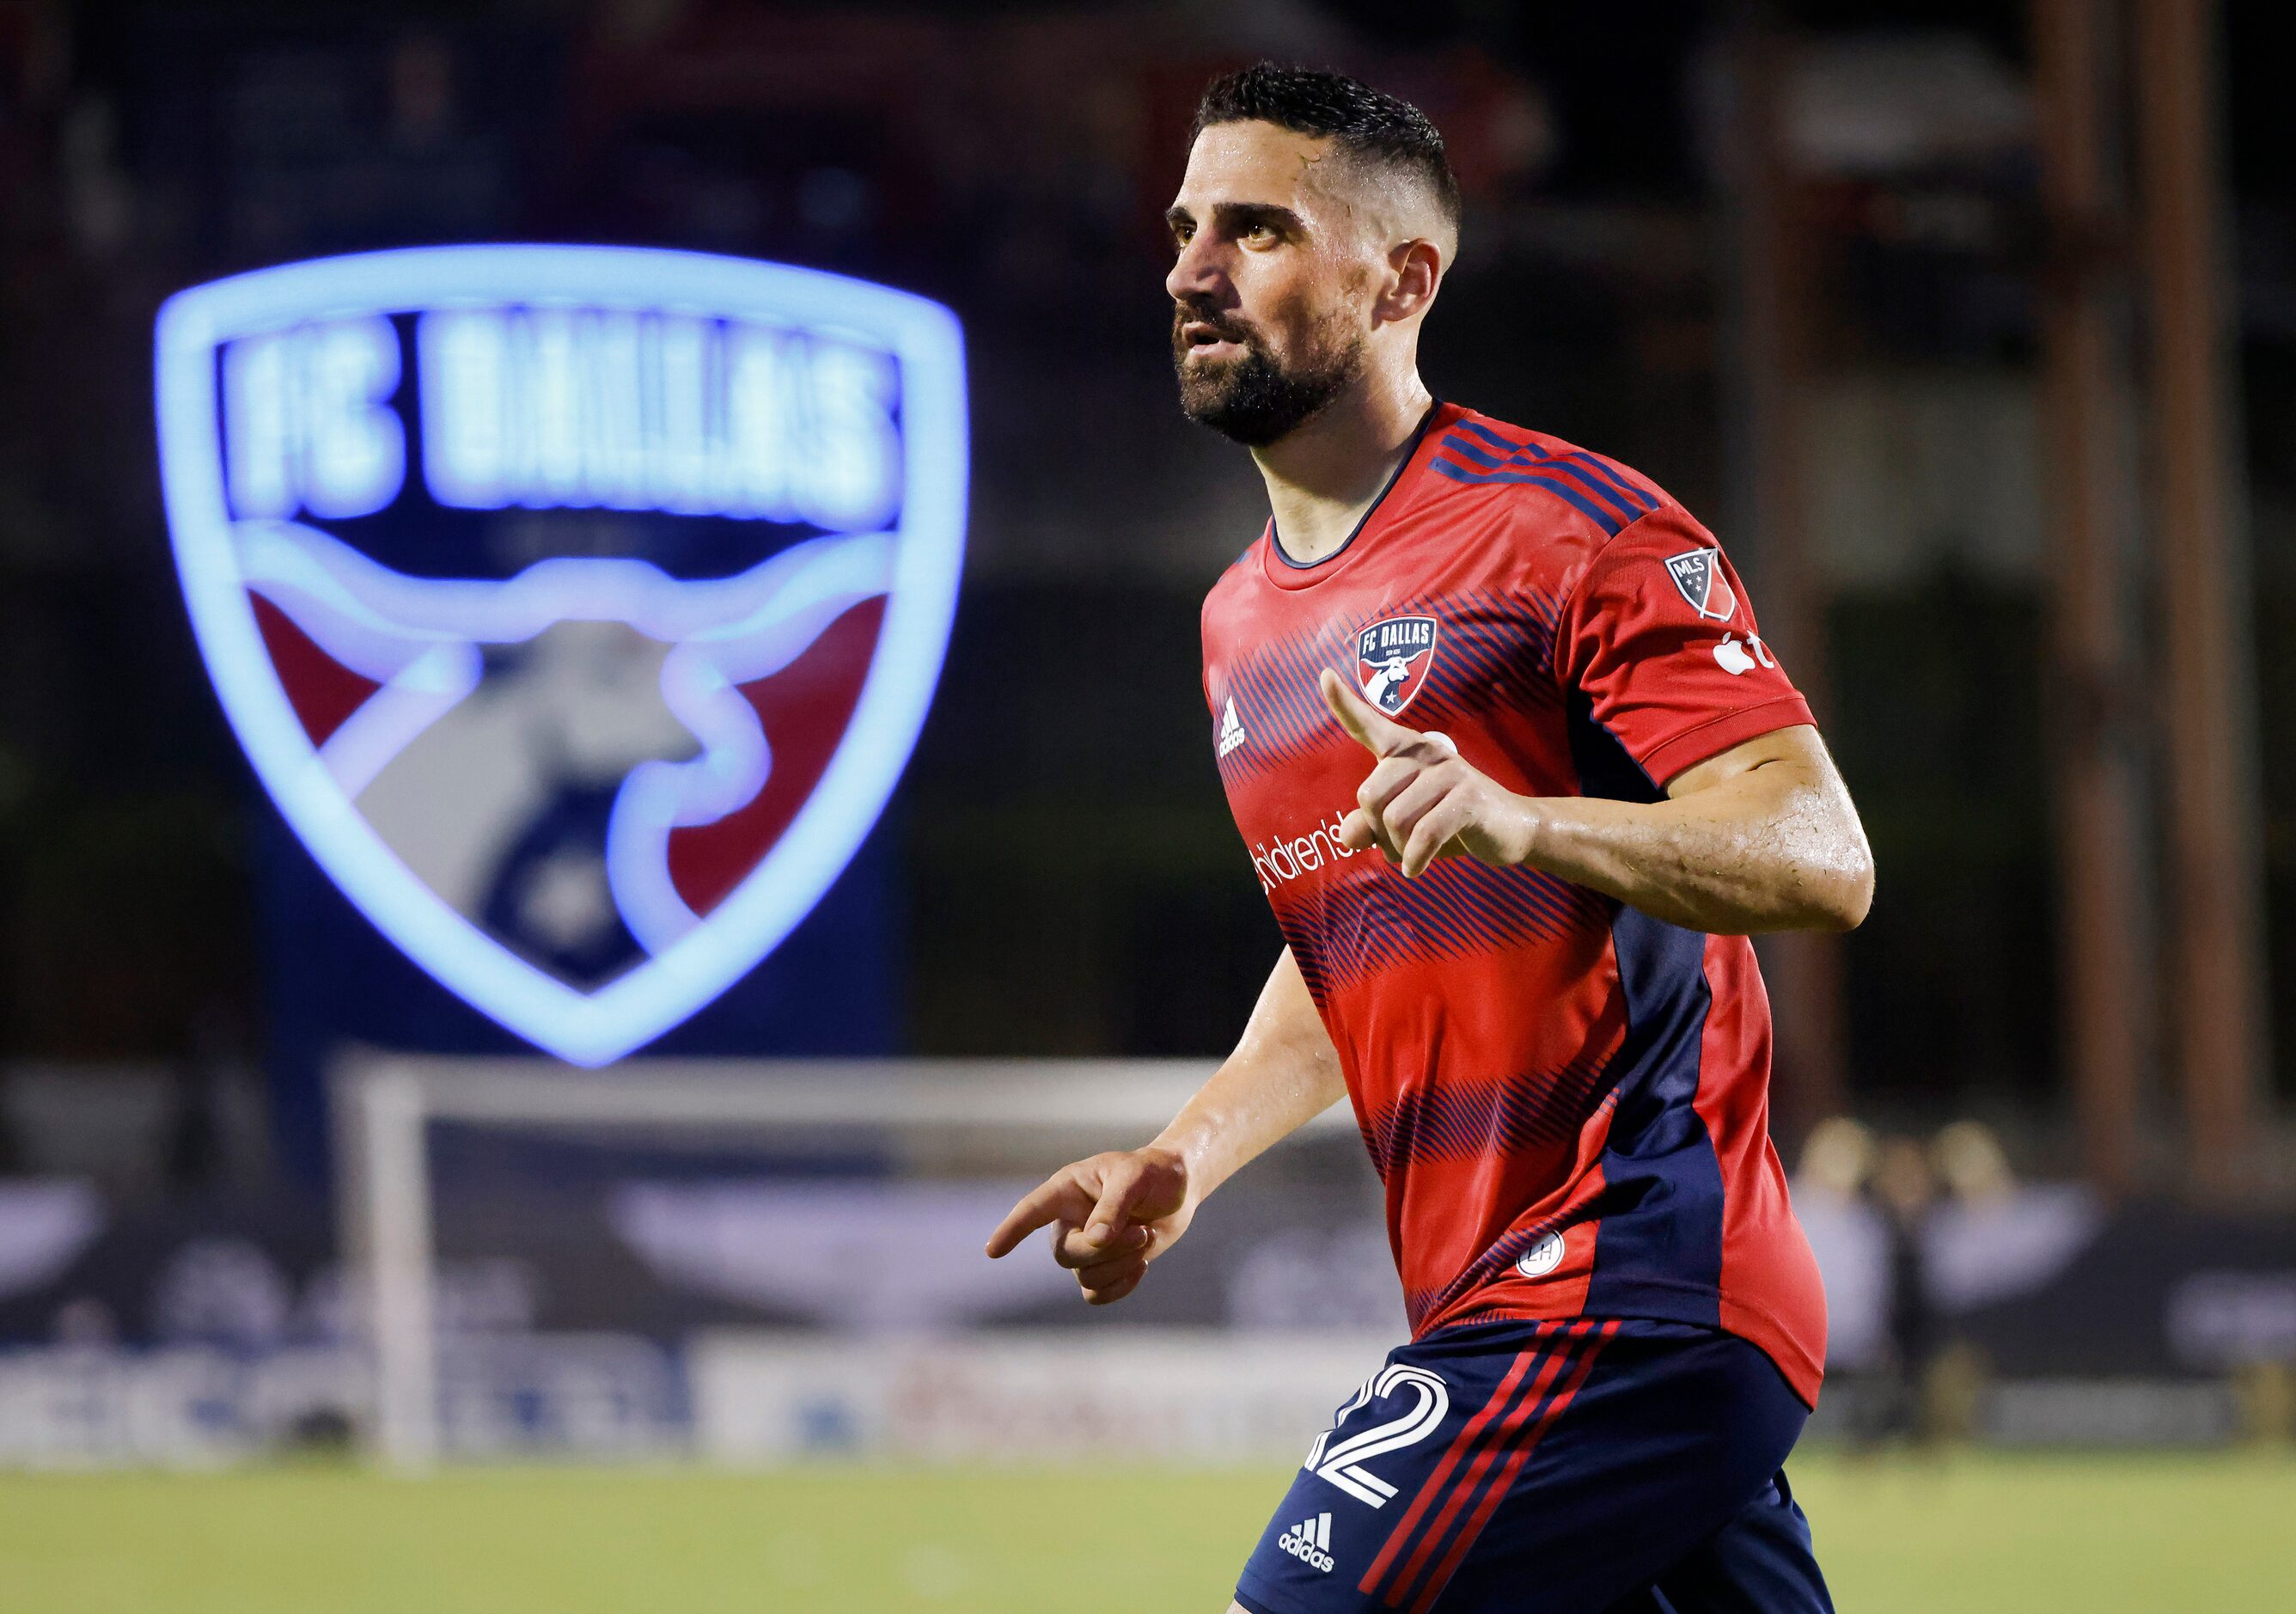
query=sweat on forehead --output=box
[1188,120,1451,251]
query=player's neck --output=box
[1255,369,1437,566]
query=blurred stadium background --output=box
[2,0,2294,1608]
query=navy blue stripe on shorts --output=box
[1235,1318,1833,1614]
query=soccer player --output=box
[986,63,1871,1614]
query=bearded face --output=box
[1171,291,1367,449]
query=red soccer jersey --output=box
[1200,401,1829,1405]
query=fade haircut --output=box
[1190,62,1462,241]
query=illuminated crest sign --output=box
[156,246,966,1065]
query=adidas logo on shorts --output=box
[1279,1512,1335,1573]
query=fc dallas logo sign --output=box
[156,245,968,1065]
[1355,615,1439,715]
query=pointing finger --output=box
[1320,669,1414,757]
[985,1174,1089,1258]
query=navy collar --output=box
[1268,400,1446,571]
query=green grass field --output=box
[3,1452,2291,1612]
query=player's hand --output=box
[983,1146,1195,1305]
[1321,669,1537,879]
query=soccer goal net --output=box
[331,1054,1396,1470]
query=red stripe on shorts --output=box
[1381,1323,1596,1610]
[1405,1321,1621,1614]
[1357,1342,1545,1600]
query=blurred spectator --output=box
[1922,1120,2020,1441]
[1868,1134,1940,1446]
[1792,1116,1885,1371]
[1932,1117,2016,1206]
[1796,1116,1877,1204]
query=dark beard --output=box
[1172,312,1365,448]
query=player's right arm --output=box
[982,948,1345,1305]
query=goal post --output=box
[330,1053,1359,1470]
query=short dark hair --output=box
[1191,62,1461,235]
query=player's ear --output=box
[1376,238,1443,326]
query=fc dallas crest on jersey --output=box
[1355,614,1439,714]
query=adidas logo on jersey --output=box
[1279,1512,1335,1573]
[1216,697,1249,758]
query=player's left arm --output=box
[1335,506,1872,932]
[1322,672,1872,934]
[1331,679,1864,936]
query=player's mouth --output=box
[1179,318,1251,362]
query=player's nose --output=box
[1165,237,1228,306]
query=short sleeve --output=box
[1554,507,1813,786]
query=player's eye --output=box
[1241,223,1275,245]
